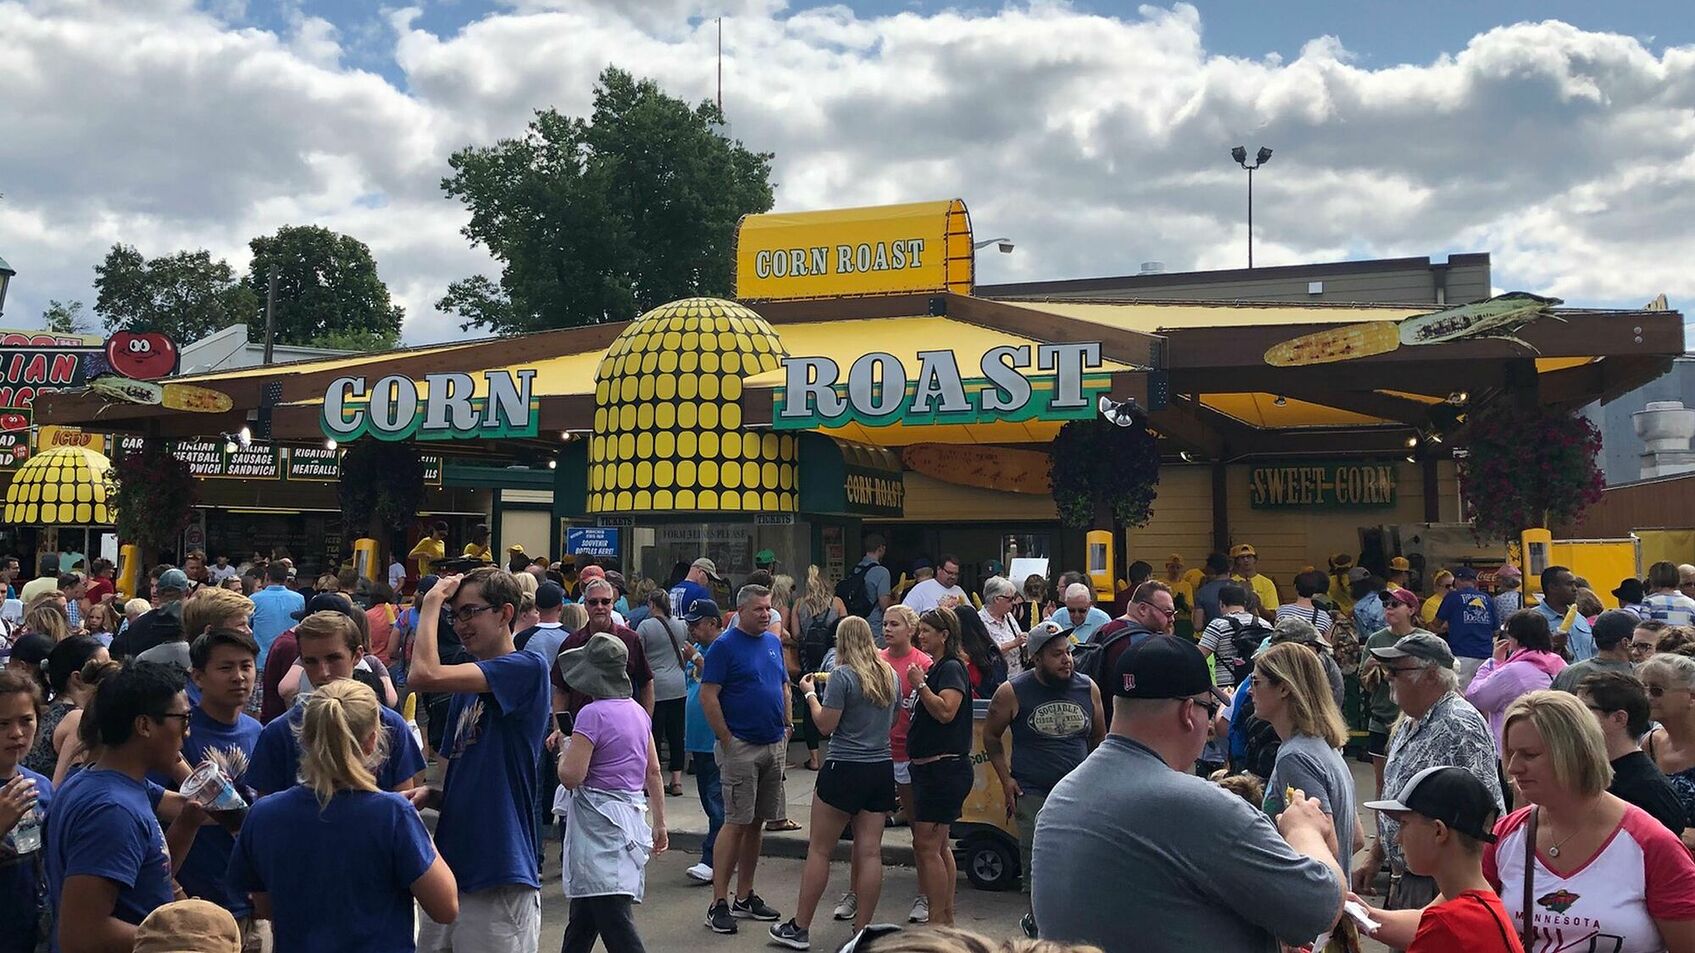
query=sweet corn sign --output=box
[734,200,975,301]
[1248,461,1399,509]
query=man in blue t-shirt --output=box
[45,662,187,952]
[246,611,426,796]
[408,566,550,953]
[1433,567,1500,688]
[172,629,264,942]
[669,557,724,630]
[699,583,790,934]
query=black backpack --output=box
[835,563,876,619]
[1072,623,1132,693]
[800,609,837,673]
[1221,616,1272,684]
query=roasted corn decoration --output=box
[1263,291,1563,367]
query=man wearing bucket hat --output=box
[1032,636,1343,953]
[1357,767,1518,952]
[1229,544,1279,623]
[554,632,667,953]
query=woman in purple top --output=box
[556,633,668,953]
[1466,609,1567,752]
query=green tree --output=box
[93,244,258,343]
[42,299,90,335]
[439,66,775,333]
[245,225,404,348]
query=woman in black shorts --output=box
[904,606,973,928]
[768,617,899,948]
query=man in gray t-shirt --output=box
[1033,635,1342,953]
[854,536,893,644]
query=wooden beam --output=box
[945,294,1166,371]
[1146,396,1231,459]
[1266,386,1438,426]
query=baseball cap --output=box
[1346,566,1371,583]
[1496,565,1523,581]
[507,543,526,555]
[1112,635,1231,705]
[1369,631,1456,668]
[535,582,565,611]
[1453,566,1479,581]
[754,549,776,568]
[10,632,52,666]
[691,557,725,583]
[1379,587,1420,612]
[682,598,720,623]
[579,565,606,581]
[1229,544,1256,559]
[1364,765,1500,843]
[293,591,355,621]
[156,568,189,593]
[1025,621,1073,657]
[1165,553,1183,567]
[1388,556,1412,572]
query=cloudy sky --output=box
[4,0,1694,345]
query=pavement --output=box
[428,738,1394,951]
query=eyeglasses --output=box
[1385,665,1423,679]
[451,603,499,623]
[1630,642,1657,656]
[1135,601,1177,619]
[155,711,192,726]
[1189,695,1222,718]
[584,598,614,607]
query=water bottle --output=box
[9,803,41,854]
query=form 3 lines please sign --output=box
[1248,461,1398,509]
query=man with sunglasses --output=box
[1032,635,1343,953]
[408,566,552,953]
[1090,581,1177,722]
[1355,632,1502,916]
[550,577,653,721]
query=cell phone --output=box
[553,711,574,735]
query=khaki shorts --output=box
[716,735,787,825]
[416,884,541,953]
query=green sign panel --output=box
[773,344,1111,430]
[1248,461,1398,509]
[321,370,539,442]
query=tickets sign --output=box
[734,200,974,301]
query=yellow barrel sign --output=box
[734,199,974,301]
[1248,461,1398,509]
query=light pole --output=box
[973,237,1014,254]
[0,255,13,319]
[1230,146,1272,268]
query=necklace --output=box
[1542,813,1581,858]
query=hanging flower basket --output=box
[1049,418,1161,528]
[338,440,426,534]
[1458,402,1604,543]
[109,441,197,553]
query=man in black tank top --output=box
[983,623,1106,935]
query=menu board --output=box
[116,437,441,486]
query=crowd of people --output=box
[4,531,1695,953]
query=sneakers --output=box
[908,895,930,924]
[705,899,737,934]
[1020,912,1038,938]
[685,862,713,884]
[732,893,781,921]
[768,919,811,950]
[832,892,858,921]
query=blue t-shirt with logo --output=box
[701,627,789,745]
[246,701,425,796]
[684,642,716,754]
[229,786,435,953]
[434,650,549,893]
[0,766,50,953]
[173,707,262,917]
[44,769,174,948]
[1435,588,1500,659]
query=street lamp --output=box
[973,237,1015,254]
[0,255,13,319]
[1230,145,1272,268]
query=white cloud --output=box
[2,0,1694,344]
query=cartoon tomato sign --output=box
[104,332,179,380]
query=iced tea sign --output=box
[321,370,539,442]
[773,343,1111,430]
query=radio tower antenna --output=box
[716,17,723,113]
